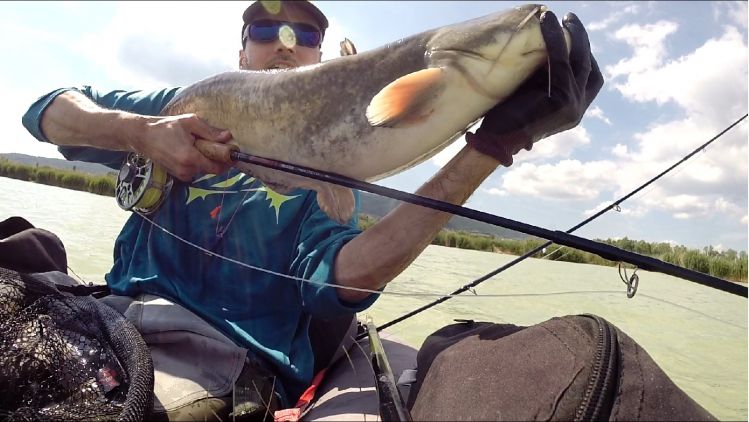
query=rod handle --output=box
[195,139,239,163]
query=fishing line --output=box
[541,245,570,261]
[375,114,748,333]
[135,212,699,304]
[137,214,747,334]
[636,293,747,331]
[66,265,89,285]
[371,292,747,333]
[131,211,749,334]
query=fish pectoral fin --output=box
[316,184,356,225]
[366,67,445,128]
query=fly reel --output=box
[115,153,173,214]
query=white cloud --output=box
[499,160,618,200]
[622,116,748,219]
[713,2,748,30]
[497,10,747,228]
[493,115,747,222]
[607,25,747,122]
[512,126,592,164]
[586,106,612,125]
[630,178,746,222]
[70,2,242,89]
[606,20,679,81]
[587,4,641,31]
[659,194,712,219]
[629,118,713,163]
[611,143,629,158]
[618,205,648,218]
[0,78,64,159]
[430,123,592,169]
[75,2,351,89]
[0,19,78,53]
[599,18,748,225]
[583,201,648,218]
[58,1,85,11]
[485,187,507,196]
[715,197,743,214]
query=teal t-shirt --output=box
[22,86,379,405]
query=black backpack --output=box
[406,315,715,421]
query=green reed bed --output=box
[0,158,116,197]
[363,213,747,283]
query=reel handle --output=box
[195,139,239,163]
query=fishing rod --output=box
[195,115,748,299]
[365,316,413,421]
[376,113,748,333]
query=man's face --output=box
[239,6,323,70]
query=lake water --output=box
[1,177,746,420]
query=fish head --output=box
[425,4,570,101]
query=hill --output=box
[1,153,528,240]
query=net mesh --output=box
[0,267,153,421]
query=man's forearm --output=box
[334,145,499,302]
[40,90,144,151]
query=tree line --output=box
[360,214,748,283]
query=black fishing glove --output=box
[466,11,604,167]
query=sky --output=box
[0,1,747,252]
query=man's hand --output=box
[466,11,604,167]
[133,114,234,182]
[39,91,233,181]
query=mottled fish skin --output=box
[160,4,558,222]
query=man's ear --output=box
[238,49,246,69]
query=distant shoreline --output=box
[1,159,746,284]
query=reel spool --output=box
[115,153,173,214]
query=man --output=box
[21,1,602,419]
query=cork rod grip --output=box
[194,139,239,163]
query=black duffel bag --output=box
[406,314,715,421]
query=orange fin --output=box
[366,67,445,128]
[316,184,356,224]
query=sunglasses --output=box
[243,19,322,48]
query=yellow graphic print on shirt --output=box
[186,173,300,223]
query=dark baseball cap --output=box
[242,1,329,45]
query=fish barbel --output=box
[161,4,570,223]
